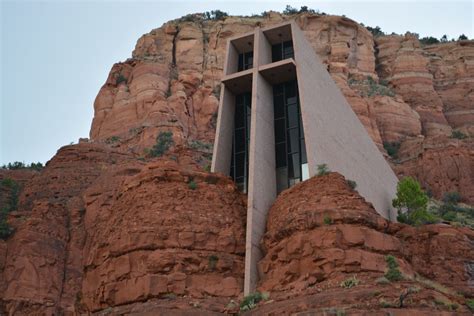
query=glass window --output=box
[274,97,285,119]
[272,40,294,62]
[237,51,253,71]
[288,153,301,179]
[272,44,282,62]
[276,167,288,193]
[275,143,286,168]
[287,128,299,154]
[287,104,298,128]
[274,119,286,143]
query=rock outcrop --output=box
[255,173,474,314]
[1,10,473,315]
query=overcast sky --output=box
[1,0,473,165]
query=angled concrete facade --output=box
[211,21,399,294]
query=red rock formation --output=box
[81,160,246,312]
[256,173,474,314]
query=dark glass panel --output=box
[274,96,285,119]
[274,119,286,143]
[287,104,298,128]
[285,82,296,100]
[287,128,299,153]
[288,153,301,179]
[235,104,244,128]
[235,152,245,177]
[273,83,283,95]
[275,143,286,168]
[276,167,288,193]
[272,43,282,62]
[300,138,307,164]
[234,128,245,153]
[283,41,294,59]
[245,52,253,69]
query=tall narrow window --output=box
[238,51,253,71]
[272,40,294,62]
[273,80,307,193]
[230,92,252,192]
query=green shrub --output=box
[323,215,333,225]
[203,10,228,20]
[393,177,437,226]
[208,255,218,270]
[366,26,384,37]
[443,191,462,204]
[383,141,400,158]
[384,255,403,282]
[451,130,467,139]
[240,291,269,311]
[188,180,197,190]
[189,140,213,151]
[458,34,468,40]
[419,36,440,45]
[116,74,127,85]
[1,161,43,171]
[105,136,120,144]
[466,299,474,311]
[150,131,174,157]
[317,164,329,176]
[0,178,20,240]
[340,275,360,288]
[347,180,357,190]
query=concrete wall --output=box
[291,22,398,219]
[245,70,276,294]
[211,85,235,174]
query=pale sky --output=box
[1,0,472,165]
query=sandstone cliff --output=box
[1,10,473,315]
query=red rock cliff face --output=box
[1,11,473,316]
[89,12,474,204]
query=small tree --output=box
[458,34,468,40]
[393,177,436,225]
[440,34,448,43]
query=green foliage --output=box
[419,36,440,45]
[189,140,213,151]
[442,191,462,204]
[0,178,20,240]
[340,275,360,288]
[188,180,197,190]
[347,180,357,190]
[323,215,333,225]
[440,34,448,43]
[208,255,218,270]
[203,10,228,20]
[458,34,468,40]
[1,161,43,171]
[348,76,395,97]
[384,255,403,282]
[317,164,329,176]
[393,177,437,226]
[150,131,174,157]
[383,142,400,159]
[116,74,127,85]
[466,299,474,311]
[240,291,269,311]
[283,5,299,14]
[105,136,120,144]
[366,26,384,37]
[451,130,467,139]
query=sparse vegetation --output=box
[366,26,384,37]
[340,275,360,288]
[0,178,20,239]
[442,191,462,204]
[383,141,400,159]
[149,131,174,157]
[116,74,127,85]
[466,299,474,311]
[1,161,43,171]
[348,76,395,97]
[393,177,437,226]
[189,140,213,151]
[347,180,357,190]
[105,136,120,144]
[458,34,468,40]
[240,291,269,311]
[317,164,330,176]
[203,10,228,21]
[384,255,403,282]
[451,130,467,139]
[208,255,218,270]
[419,36,440,45]
[323,215,333,225]
[188,180,197,190]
